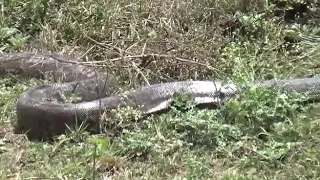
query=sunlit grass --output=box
[1,0,320,179]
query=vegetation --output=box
[1,0,320,179]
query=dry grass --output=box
[1,0,320,179]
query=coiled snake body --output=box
[1,52,320,139]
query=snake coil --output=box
[1,52,319,139]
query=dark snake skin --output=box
[0,52,239,139]
[1,52,319,139]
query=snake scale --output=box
[1,52,320,139]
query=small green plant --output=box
[171,92,194,112]
[87,138,111,157]
[0,27,28,51]
[0,0,320,179]
[115,130,154,159]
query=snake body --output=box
[1,52,320,139]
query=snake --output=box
[1,52,320,139]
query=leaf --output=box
[91,138,110,152]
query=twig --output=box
[50,53,218,72]
[84,34,134,56]
[80,45,97,59]
[108,54,218,71]
[132,61,150,86]
[49,55,108,68]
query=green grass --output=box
[1,0,320,179]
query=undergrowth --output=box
[1,0,320,179]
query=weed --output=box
[1,0,320,179]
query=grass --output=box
[1,0,320,179]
